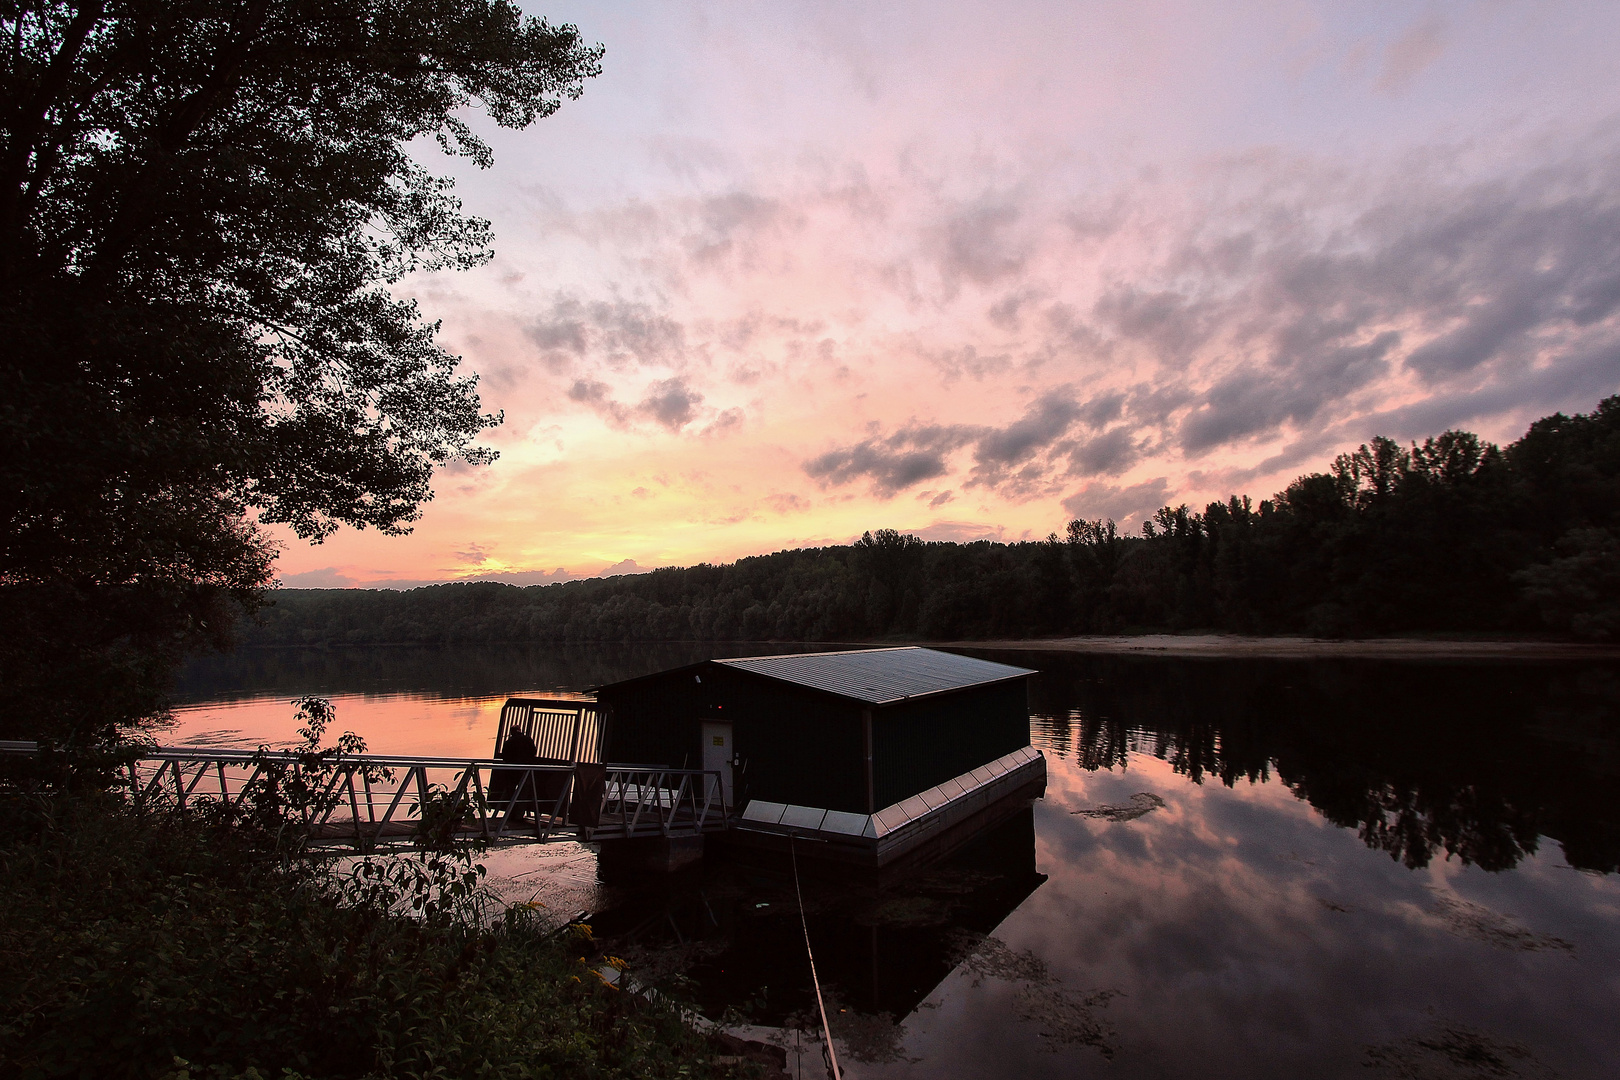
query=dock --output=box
[595,646,1046,869]
[732,744,1044,868]
[124,746,728,849]
[5,650,1051,872]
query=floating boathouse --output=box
[594,647,1045,867]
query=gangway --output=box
[121,746,729,850]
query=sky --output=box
[274,0,1620,589]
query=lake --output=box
[170,644,1620,1079]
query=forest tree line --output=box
[246,396,1620,646]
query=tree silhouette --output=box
[1,2,602,743]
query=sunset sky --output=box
[275,1,1620,589]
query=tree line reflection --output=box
[173,640,842,704]
[179,644,1620,873]
[1014,655,1620,874]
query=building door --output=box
[700,720,733,807]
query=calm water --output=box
[171,645,1620,1079]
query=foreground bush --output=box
[0,792,752,1080]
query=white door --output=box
[700,721,733,807]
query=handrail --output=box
[118,748,727,850]
[144,747,566,768]
[496,697,605,765]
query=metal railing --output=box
[123,747,728,850]
[495,697,604,764]
[598,767,729,838]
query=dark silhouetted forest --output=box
[246,396,1620,646]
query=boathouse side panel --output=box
[716,673,868,814]
[599,673,703,769]
[870,680,1030,809]
[597,647,1036,820]
[596,666,870,813]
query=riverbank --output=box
[0,791,765,1080]
[945,633,1620,660]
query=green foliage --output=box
[245,397,1620,644]
[215,696,397,856]
[406,781,487,857]
[1,2,602,745]
[0,797,750,1079]
[1516,528,1620,640]
[0,696,753,1079]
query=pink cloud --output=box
[272,3,1620,585]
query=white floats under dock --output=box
[732,745,1046,868]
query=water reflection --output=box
[998,653,1620,874]
[592,809,1046,1029]
[173,641,850,705]
[614,652,1619,1078]
[169,645,1620,1078]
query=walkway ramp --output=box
[124,747,728,850]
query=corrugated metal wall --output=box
[599,673,703,768]
[716,672,867,813]
[600,664,1029,815]
[599,666,869,813]
[870,680,1030,808]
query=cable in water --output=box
[789,833,842,1080]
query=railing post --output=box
[470,765,491,840]
[626,772,651,835]
[372,767,417,844]
[344,768,365,849]
[447,767,474,840]
[295,761,312,826]
[315,766,346,827]
[667,773,689,836]
[522,769,543,837]
[553,768,573,838]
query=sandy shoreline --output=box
[938,634,1620,660]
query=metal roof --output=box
[712,647,1034,706]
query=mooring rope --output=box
[789,834,842,1080]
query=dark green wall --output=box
[715,673,867,813]
[600,666,1030,815]
[598,666,868,813]
[599,669,704,769]
[871,680,1029,809]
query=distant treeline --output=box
[246,397,1620,646]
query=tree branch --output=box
[1,0,108,277]
[85,0,272,289]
